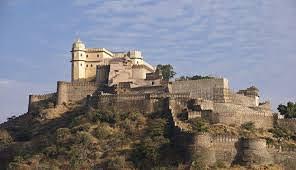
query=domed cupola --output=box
[72,38,86,51]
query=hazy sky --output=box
[0,0,296,122]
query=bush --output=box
[106,156,127,170]
[76,131,96,146]
[56,128,71,144]
[131,118,170,168]
[268,127,291,139]
[69,145,88,169]
[190,118,209,133]
[88,110,120,124]
[92,125,110,139]
[43,145,57,158]
[241,122,255,131]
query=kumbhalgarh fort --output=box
[1,39,295,169]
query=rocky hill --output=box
[0,100,295,170]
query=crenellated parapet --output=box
[28,92,57,112]
[213,134,239,143]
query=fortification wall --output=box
[28,93,56,112]
[212,135,239,165]
[267,145,296,169]
[277,119,296,132]
[171,79,228,100]
[56,81,97,105]
[228,92,257,107]
[119,85,167,95]
[87,93,169,114]
[207,103,273,129]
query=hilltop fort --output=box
[29,39,274,129]
[3,39,295,169]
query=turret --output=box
[71,39,86,82]
[128,50,143,65]
[238,86,260,106]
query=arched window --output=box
[86,64,88,67]
[91,64,93,67]
[86,55,88,58]
[97,54,99,58]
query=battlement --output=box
[57,81,97,86]
[28,92,57,112]
[277,118,296,132]
[213,134,239,143]
[267,144,296,152]
[29,93,56,100]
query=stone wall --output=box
[277,119,296,132]
[118,85,168,95]
[56,81,98,105]
[207,103,274,129]
[212,134,239,165]
[228,91,257,107]
[28,93,56,112]
[170,78,228,100]
[179,133,296,168]
[87,93,170,114]
[267,145,296,169]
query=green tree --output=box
[278,102,296,118]
[156,64,176,80]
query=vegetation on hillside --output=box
[0,104,187,169]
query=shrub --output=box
[43,145,57,158]
[76,131,96,146]
[92,125,110,139]
[106,156,127,170]
[89,110,120,124]
[56,128,71,144]
[268,127,291,139]
[190,118,209,133]
[69,145,88,169]
[241,122,255,131]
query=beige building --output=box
[71,39,155,86]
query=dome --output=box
[72,38,85,49]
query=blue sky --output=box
[0,0,296,122]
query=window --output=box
[86,55,88,58]
[80,64,83,66]
[91,64,93,67]
[152,82,154,85]
[86,64,88,67]
[80,54,82,56]
[97,54,99,58]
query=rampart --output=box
[56,81,98,105]
[119,85,168,95]
[175,132,296,168]
[227,91,257,107]
[170,79,258,107]
[207,103,273,129]
[171,78,228,100]
[277,119,296,132]
[28,93,56,112]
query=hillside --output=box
[0,102,180,169]
[0,101,295,170]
